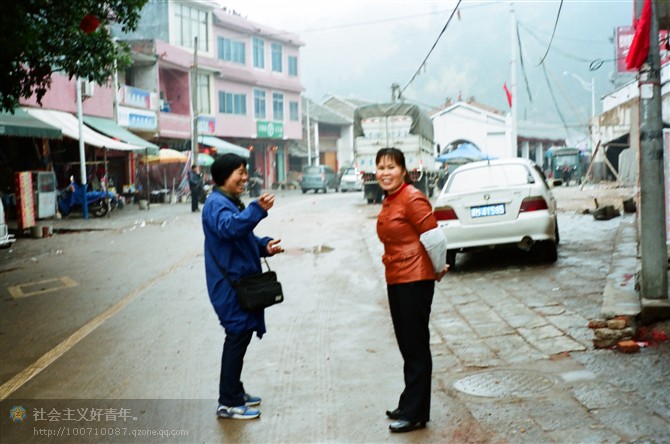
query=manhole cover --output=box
[453,370,554,398]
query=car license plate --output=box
[470,203,505,218]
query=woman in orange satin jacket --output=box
[375,147,448,434]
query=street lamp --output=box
[563,71,595,119]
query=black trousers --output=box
[387,280,434,422]
[218,329,253,406]
[190,188,200,211]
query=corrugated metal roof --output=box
[303,97,351,125]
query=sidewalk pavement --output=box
[9,200,192,233]
[601,213,670,326]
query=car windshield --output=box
[303,166,321,174]
[448,164,531,192]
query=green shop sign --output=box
[256,121,283,139]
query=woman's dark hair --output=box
[375,147,412,184]
[211,153,247,186]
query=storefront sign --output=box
[256,121,283,139]
[120,85,157,110]
[118,106,157,131]
[198,116,216,135]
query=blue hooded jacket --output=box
[202,190,272,337]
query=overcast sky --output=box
[221,1,633,136]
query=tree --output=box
[0,0,148,112]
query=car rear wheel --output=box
[532,240,557,263]
[554,219,560,245]
[446,250,457,270]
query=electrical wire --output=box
[540,61,572,138]
[400,0,463,96]
[535,0,564,66]
[516,22,533,104]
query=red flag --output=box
[503,83,512,108]
[625,0,651,70]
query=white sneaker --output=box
[216,404,261,420]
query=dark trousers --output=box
[190,189,200,211]
[387,280,434,422]
[218,330,253,406]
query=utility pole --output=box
[509,4,518,159]
[391,83,400,103]
[76,77,88,219]
[638,0,668,300]
[191,36,199,163]
[306,99,312,166]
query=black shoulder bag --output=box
[221,258,284,311]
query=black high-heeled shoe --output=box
[385,408,404,420]
[389,419,427,433]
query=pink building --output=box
[119,1,305,187]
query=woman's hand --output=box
[435,264,449,282]
[257,193,275,211]
[267,239,284,255]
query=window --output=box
[253,37,265,69]
[174,3,208,51]
[289,101,299,121]
[218,91,247,115]
[288,56,298,76]
[217,37,245,64]
[271,43,283,73]
[254,89,266,119]
[197,74,210,114]
[272,92,284,120]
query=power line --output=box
[516,22,533,104]
[400,0,463,96]
[536,0,564,66]
[540,61,571,138]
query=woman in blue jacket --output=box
[202,154,283,420]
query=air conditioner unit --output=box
[81,80,95,97]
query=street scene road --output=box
[1,185,668,443]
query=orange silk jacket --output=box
[376,184,438,285]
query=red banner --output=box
[616,26,670,72]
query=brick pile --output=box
[589,315,638,351]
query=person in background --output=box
[189,165,203,212]
[202,153,284,420]
[374,147,448,433]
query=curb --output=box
[600,214,640,319]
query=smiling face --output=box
[222,165,249,196]
[376,155,406,194]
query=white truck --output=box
[353,103,438,203]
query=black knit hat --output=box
[211,153,247,186]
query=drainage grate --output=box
[453,370,554,398]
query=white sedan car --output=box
[339,167,363,192]
[434,158,559,269]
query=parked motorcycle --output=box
[58,182,119,218]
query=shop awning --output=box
[26,108,144,151]
[84,116,159,155]
[0,108,62,139]
[198,135,250,158]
